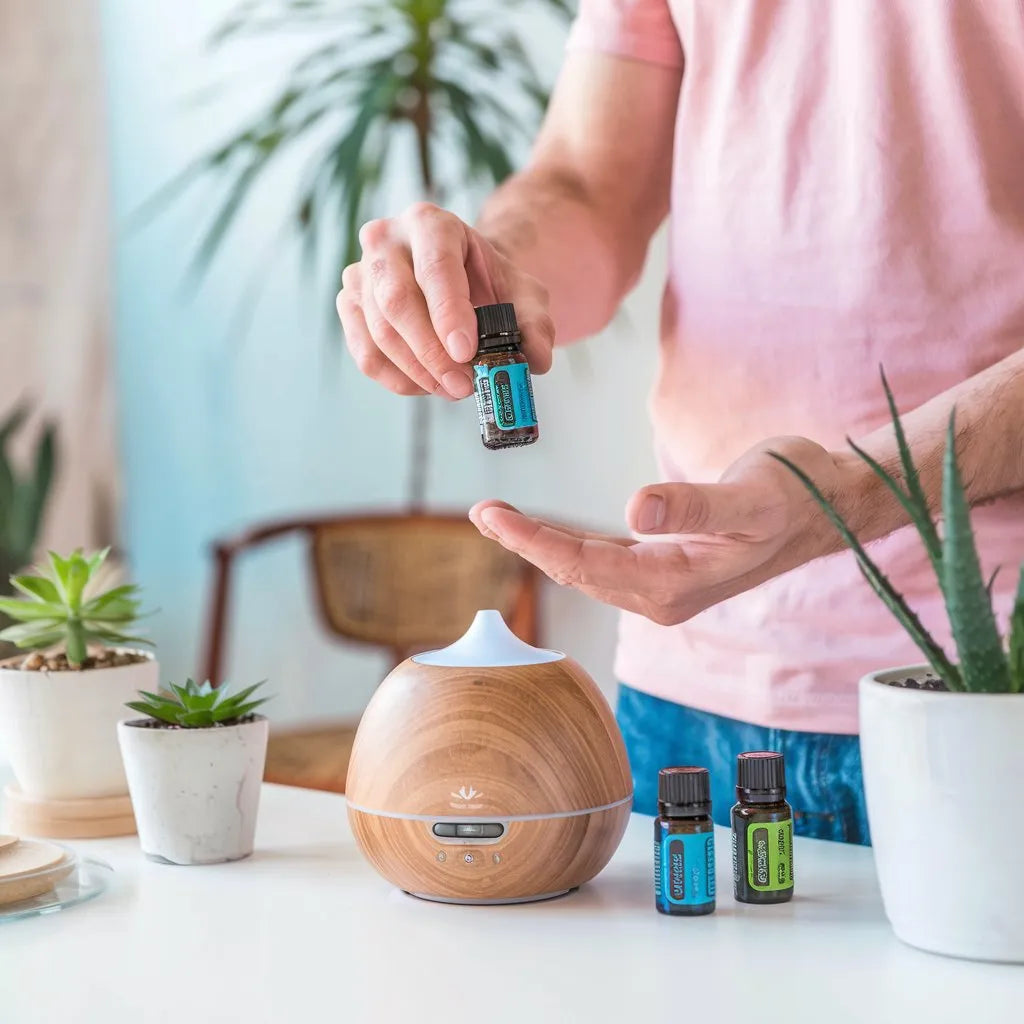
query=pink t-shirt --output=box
[568,0,1024,733]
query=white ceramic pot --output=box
[0,653,158,800]
[860,666,1024,963]
[117,716,269,865]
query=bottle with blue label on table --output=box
[472,303,539,450]
[654,766,716,916]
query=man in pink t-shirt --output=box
[337,1,1024,843]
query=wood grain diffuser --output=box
[346,610,633,904]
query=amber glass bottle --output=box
[654,766,716,916]
[731,751,794,905]
[472,303,539,450]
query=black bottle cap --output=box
[658,766,711,809]
[475,302,519,338]
[736,751,786,793]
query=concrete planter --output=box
[860,666,1024,963]
[117,715,268,865]
[0,653,158,800]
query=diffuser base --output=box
[405,887,576,906]
[3,784,136,839]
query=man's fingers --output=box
[406,206,478,364]
[337,288,430,397]
[516,304,556,374]
[469,500,634,546]
[363,237,474,399]
[627,482,764,536]
[478,505,641,591]
[359,284,444,397]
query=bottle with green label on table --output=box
[731,751,794,905]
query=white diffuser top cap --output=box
[412,610,565,667]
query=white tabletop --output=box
[2,783,1021,1023]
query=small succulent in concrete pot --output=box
[773,371,1024,963]
[118,679,270,865]
[0,549,157,804]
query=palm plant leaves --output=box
[0,405,57,587]
[135,0,570,318]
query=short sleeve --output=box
[566,0,684,69]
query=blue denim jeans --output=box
[617,684,871,845]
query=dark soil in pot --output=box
[881,674,949,692]
[124,714,263,731]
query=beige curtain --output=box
[0,0,119,555]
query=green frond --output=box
[845,435,941,577]
[133,0,565,340]
[941,410,1011,693]
[769,450,962,689]
[1008,565,1024,694]
[1,549,148,665]
[878,368,942,578]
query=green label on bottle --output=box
[746,819,793,892]
[476,363,537,430]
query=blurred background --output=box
[1,0,664,780]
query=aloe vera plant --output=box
[127,678,269,727]
[772,370,1024,694]
[0,403,56,594]
[0,549,148,668]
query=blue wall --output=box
[101,0,661,722]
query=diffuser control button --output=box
[457,823,504,839]
[432,823,505,840]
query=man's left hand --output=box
[469,436,858,626]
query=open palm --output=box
[470,436,848,625]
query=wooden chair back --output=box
[201,513,538,684]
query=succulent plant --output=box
[127,678,270,727]
[772,370,1024,693]
[0,403,57,596]
[0,548,148,668]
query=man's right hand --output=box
[336,203,555,400]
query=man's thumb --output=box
[626,482,757,536]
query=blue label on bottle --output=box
[476,362,537,430]
[657,833,716,906]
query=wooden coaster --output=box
[3,785,136,839]
[0,838,65,879]
[0,851,74,906]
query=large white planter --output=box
[0,653,158,800]
[860,666,1024,963]
[117,716,269,865]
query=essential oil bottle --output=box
[731,751,794,904]
[472,303,539,450]
[654,766,716,916]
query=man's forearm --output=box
[476,166,642,343]
[473,52,679,344]
[835,348,1024,545]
